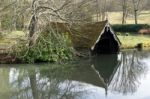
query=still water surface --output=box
[0,50,150,99]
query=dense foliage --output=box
[14,31,73,63]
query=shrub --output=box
[14,31,73,63]
[112,24,150,33]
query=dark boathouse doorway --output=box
[91,26,120,54]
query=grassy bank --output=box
[0,31,26,53]
[118,35,150,49]
[0,31,26,44]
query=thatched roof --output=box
[70,21,108,48]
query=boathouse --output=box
[70,20,121,55]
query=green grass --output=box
[118,35,150,49]
[108,11,150,24]
[0,31,26,53]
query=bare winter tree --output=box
[27,0,73,46]
[27,0,109,46]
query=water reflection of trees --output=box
[0,68,11,98]
[108,50,148,95]
[7,65,86,99]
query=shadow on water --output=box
[0,50,150,99]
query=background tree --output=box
[122,0,128,24]
[132,0,142,24]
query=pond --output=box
[0,49,150,99]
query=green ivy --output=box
[15,31,73,63]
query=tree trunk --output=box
[29,15,37,38]
[122,11,126,24]
[28,0,38,46]
[122,0,128,24]
[134,10,138,24]
[132,0,141,24]
[96,0,100,22]
[102,12,105,21]
[101,0,106,21]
